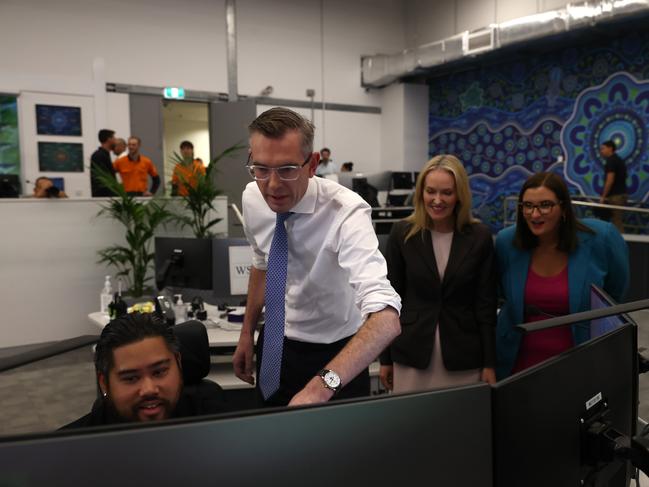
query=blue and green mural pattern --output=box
[428,30,649,231]
[0,95,20,175]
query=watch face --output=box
[324,371,341,389]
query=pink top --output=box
[512,265,572,373]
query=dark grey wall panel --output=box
[129,94,165,189]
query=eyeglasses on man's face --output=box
[246,153,312,181]
[519,200,561,216]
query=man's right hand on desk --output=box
[233,333,255,385]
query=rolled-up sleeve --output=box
[332,203,402,321]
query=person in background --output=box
[90,129,117,197]
[63,313,222,428]
[599,140,627,232]
[171,140,206,197]
[341,162,354,173]
[113,136,160,196]
[496,172,629,379]
[113,138,127,160]
[33,177,68,198]
[315,147,338,176]
[380,155,497,393]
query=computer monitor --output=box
[589,285,629,339]
[351,177,379,207]
[49,177,65,192]
[493,314,638,486]
[386,193,408,206]
[0,174,20,198]
[337,172,355,190]
[363,170,392,192]
[155,237,213,291]
[391,171,414,190]
[0,383,493,486]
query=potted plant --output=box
[93,166,176,298]
[169,142,245,238]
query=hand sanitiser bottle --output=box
[100,276,113,314]
[174,294,186,323]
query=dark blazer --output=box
[381,220,497,371]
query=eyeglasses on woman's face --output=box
[519,200,561,216]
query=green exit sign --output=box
[163,87,185,99]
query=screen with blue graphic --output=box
[36,105,82,136]
[38,142,84,172]
[590,284,627,338]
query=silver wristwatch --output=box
[318,369,342,394]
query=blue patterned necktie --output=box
[259,212,291,400]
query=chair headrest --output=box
[173,321,210,385]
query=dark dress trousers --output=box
[381,220,497,371]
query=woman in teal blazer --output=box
[495,173,629,379]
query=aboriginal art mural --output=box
[428,30,649,231]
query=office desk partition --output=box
[0,383,493,487]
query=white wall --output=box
[403,0,573,48]
[256,104,383,174]
[106,93,131,148]
[379,83,429,172]
[0,197,228,348]
[0,0,407,186]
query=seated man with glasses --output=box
[494,172,629,379]
[233,107,401,407]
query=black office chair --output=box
[62,320,225,429]
[174,320,226,412]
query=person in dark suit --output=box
[380,155,497,393]
[495,172,629,379]
[90,129,117,197]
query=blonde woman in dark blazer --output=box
[380,155,497,393]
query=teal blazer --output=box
[495,218,629,379]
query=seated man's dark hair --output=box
[98,129,115,144]
[95,313,179,381]
[180,140,194,150]
[602,140,617,151]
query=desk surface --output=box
[87,311,254,348]
[88,312,380,391]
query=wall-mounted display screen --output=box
[38,142,84,172]
[36,105,82,136]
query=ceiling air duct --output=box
[361,0,649,88]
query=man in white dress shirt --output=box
[233,107,401,407]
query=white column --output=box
[380,83,429,172]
